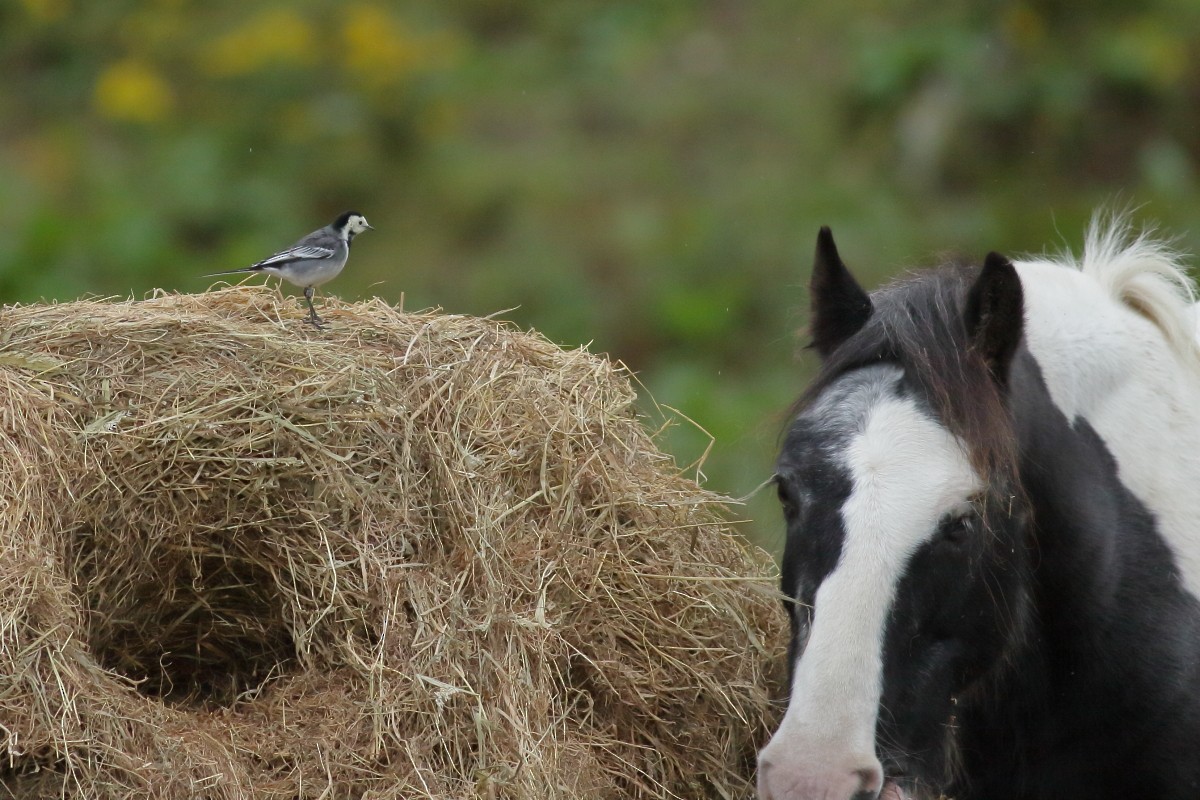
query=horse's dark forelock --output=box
[793,263,1020,488]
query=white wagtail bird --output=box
[206,211,372,328]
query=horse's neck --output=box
[1015,260,1200,602]
[964,344,1200,797]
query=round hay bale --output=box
[0,286,785,800]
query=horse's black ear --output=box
[965,252,1024,385]
[810,227,872,358]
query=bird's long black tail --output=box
[203,267,261,278]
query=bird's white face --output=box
[346,214,372,235]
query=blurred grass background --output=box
[5,0,1200,553]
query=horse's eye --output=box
[941,514,974,546]
[777,480,799,519]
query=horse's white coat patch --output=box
[1016,230,1200,600]
[760,387,981,778]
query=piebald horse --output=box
[758,219,1200,800]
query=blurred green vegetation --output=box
[6,0,1200,553]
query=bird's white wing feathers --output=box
[252,244,337,269]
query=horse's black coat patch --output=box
[943,353,1200,800]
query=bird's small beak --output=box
[366,223,375,230]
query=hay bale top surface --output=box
[0,286,783,799]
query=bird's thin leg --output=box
[304,286,325,329]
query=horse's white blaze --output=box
[1016,238,1200,601]
[760,391,981,779]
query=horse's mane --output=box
[1045,214,1200,370]
[797,263,1017,485]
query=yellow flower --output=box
[94,59,174,124]
[342,5,420,84]
[1003,5,1045,47]
[19,0,69,23]
[1112,19,1186,86]
[202,8,316,76]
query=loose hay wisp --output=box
[0,287,785,799]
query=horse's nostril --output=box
[855,762,884,795]
[756,748,884,800]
